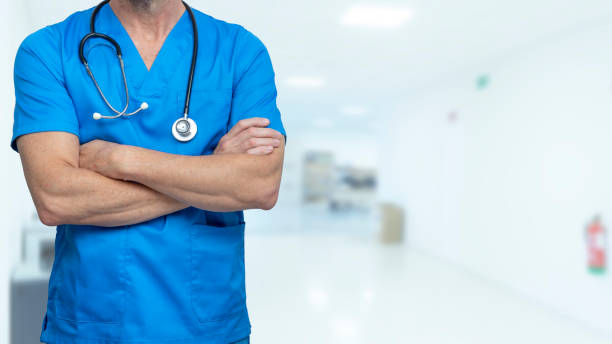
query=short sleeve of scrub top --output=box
[11,27,79,152]
[229,29,286,140]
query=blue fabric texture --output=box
[230,337,250,344]
[11,4,285,344]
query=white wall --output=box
[0,2,34,344]
[380,20,612,335]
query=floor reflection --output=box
[245,231,609,344]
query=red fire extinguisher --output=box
[586,215,606,274]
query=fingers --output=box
[234,128,283,147]
[241,137,281,151]
[236,127,283,141]
[246,146,274,155]
[227,117,271,138]
[215,118,284,155]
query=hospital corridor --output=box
[1,0,612,343]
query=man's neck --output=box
[109,0,185,41]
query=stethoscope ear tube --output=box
[79,32,123,65]
[80,32,130,118]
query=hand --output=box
[79,139,126,179]
[214,117,283,155]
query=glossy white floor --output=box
[244,233,611,344]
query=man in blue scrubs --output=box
[12,0,286,343]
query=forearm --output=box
[27,163,187,227]
[116,144,284,212]
[17,132,188,228]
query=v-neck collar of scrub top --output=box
[94,4,193,98]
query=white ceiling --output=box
[21,0,612,128]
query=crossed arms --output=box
[17,117,285,227]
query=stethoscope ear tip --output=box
[140,102,149,110]
[92,112,102,120]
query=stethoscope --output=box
[79,0,199,142]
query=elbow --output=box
[259,187,279,210]
[35,195,67,227]
[249,182,280,211]
[37,207,63,227]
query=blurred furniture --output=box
[10,220,54,344]
[10,274,49,344]
[302,151,335,203]
[330,166,377,212]
[379,203,404,244]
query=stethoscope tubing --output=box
[183,2,198,117]
[80,0,198,121]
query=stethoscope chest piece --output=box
[172,116,198,142]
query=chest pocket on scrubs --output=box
[175,88,232,156]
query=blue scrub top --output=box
[11,4,285,344]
